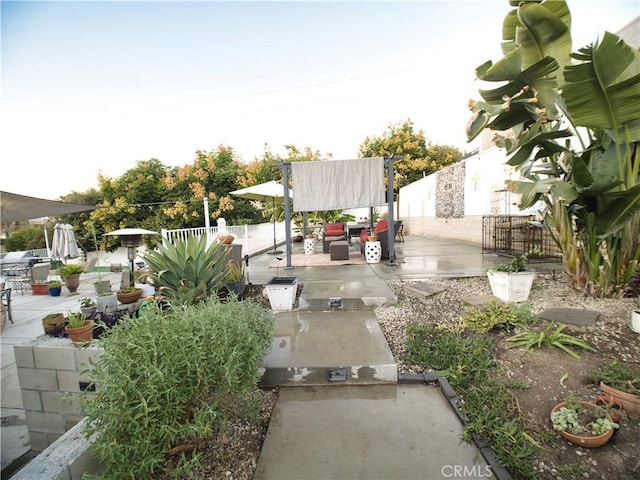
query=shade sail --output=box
[291,158,384,211]
[1,191,97,223]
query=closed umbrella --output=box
[51,223,79,259]
[230,181,293,255]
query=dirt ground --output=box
[496,334,640,479]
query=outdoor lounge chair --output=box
[322,223,346,253]
[359,220,402,260]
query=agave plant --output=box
[467,0,640,297]
[143,234,230,305]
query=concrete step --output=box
[259,310,397,387]
[297,280,397,310]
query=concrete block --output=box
[41,391,64,413]
[26,410,65,434]
[57,371,80,393]
[75,347,102,371]
[14,344,35,368]
[22,389,43,411]
[64,414,84,431]
[28,431,51,453]
[17,367,58,391]
[34,345,76,370]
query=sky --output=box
[1,0,638,200]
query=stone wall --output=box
[14,336,101,452]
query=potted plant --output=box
[593,395,624,423]
[42,312,64,335]
[31,281,49,295]
[224,260,245,296]
[117,286,143,304]
[48,280,62,297]
[58,263,85,294]
[64,311,93,345]
[550,399,618,448]
[89,223,111,295]
[78,297,96,317]
[217,234,234,244]
[487,252,536,302]
[631,301,640,333]
[97,290,118,314]
[594,360,640,418]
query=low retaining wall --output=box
[10,418,102,480]
[14,335,102,452]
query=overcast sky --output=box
[1,0,638,200]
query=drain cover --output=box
[328,368,347,382]
[329,297,343,308]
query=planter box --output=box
[265,277,298,311]
[487,270,535,302]
[31,283,49,295]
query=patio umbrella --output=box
[230,181,293,255]
[51,223,79,260]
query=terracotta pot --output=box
[551,401,614,448]
[32,283,49,295]
[600,381,640,418]
[117,288,143,304]
[65,320,94,345]
[42,313,64,335]
[218,235,234,244]
[593,395,623,423]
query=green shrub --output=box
[80,297,274,479]
[507,322,595,359]
[143,234,230,305]
[593,360,640,395]
[462,300,537,333]
[58,263,85,279]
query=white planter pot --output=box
[487,270,535,302]
[96,293,118,314]
[631,310,640,333]
[265,277,298,311]
[135,282,155,298]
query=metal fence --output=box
[482,215,562,261]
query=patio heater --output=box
[103,228,158,287]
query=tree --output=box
[467,0,640,297]
[359,119,463,191]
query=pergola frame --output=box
[275,155,401,268]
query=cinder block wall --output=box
[404,216,484,245]
[15,336,101,452]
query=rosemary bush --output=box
[80,297,274,479]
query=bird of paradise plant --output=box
[467,0,640,297]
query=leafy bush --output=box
[593,360,640,395]
[143,234,230,305]
[80,297,274,479]
[58,263,85,278]
[462,300,537,333]
[507,322,595,359]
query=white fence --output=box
[161,221,287,257]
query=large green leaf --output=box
[594,185,640,237]
[562,32,640,139]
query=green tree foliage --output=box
[467,0,640,297]
[358,119,463,191]
[1,223,50,251]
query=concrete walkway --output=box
[1,236,558,478]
